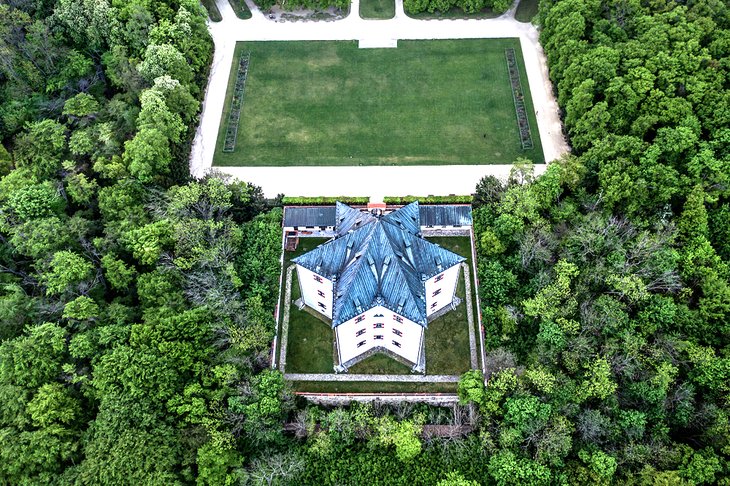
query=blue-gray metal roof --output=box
[293,202,465,328]
[419,205,473,227]
[283,206,336,228]
[335,202,376,236]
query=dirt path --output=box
[190,0,569,199]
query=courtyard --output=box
[276,234,482,394]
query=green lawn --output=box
[280,236,478,378]
[515,0,539,22]
[349,353,412,374]
[214,39,544,166]
[291,381,458,394]
[281,238,333,374]
[359,0,395,19]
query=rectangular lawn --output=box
[214,39,544,166]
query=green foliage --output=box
[42,251,95,296]
[13,120,66,179]
[6,182,66,221]
[0,322,66,389]
[282,196,369,205]
[123,220,174,266]
[437,471,480,486]
[488,450,551,486]
[376,416,423,462]
[62,295,100,322]
[383,195,473,204]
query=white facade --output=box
[335,305,423,365]
[296,265,333,320]
[425,264,461,318]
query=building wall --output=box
[336,305,423,365]
[296,265,333,319]
[425,264,461,317]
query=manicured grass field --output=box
[281,236,477,379]
[214,39,543,166]
[359,0,395,19]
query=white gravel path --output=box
[190,0,569,199]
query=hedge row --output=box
[383,195,473,204]
[282,196,370,206]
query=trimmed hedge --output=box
[228,0,253,19]
[282,196,370,206]
[201,0,223,21]
[383,195,473,205]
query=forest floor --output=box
[190,0,569,199]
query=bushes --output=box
[282,196,369,206]
[201,0,223,21]
[256,0,350,11]
[228,0,253,19]
[404,0,510,15]
[383,195,472,205]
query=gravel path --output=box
[285,373,461,382]
[191,0,569,199]
[461,263,478,370]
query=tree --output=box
[12,120,66,179]
[138,43,193,86]
[375,416,423,462]
[41,251,95,296]
[488,450,551,486]
[123,128,173,182]
[437,471,480,486]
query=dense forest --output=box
[0,0,729,484]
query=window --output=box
[393,315,403,323]
[374,335,384,340]
[374,313,384,317]
[313,275,323,283]
[373,323,384,329]
[355,315,366,323]
[435,274,445,282]
[431,301,438,309]
[393,329,403,337]
[392,340,401,348]
[317,290,325,298]
[357,340,367,348]
[356,329,366,337]
[318,302,327,310]
[432,288,442,297]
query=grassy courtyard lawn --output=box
[291,381,458,394]
[359,0,395,19]
[281,236,478,378]
[425,237,474,375]
[349,353,412,374]
[214,39,544,166]
[281,238,333,374]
